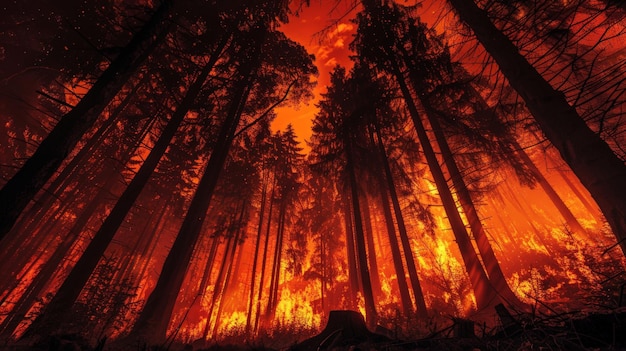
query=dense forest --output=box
[0,0,625,350]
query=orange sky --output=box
[271,1,439,152]
[271,1,359,151]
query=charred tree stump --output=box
[495,303,521,336]
[452,318,475,338]
[289,310,390,351]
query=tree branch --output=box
[234,79,297,138]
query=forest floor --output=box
[2,307,626,351]
[280,308,626,351]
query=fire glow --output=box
[0,0,625,348]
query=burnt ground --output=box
[2,308,626,351]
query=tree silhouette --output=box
[0,0,625,347]
[445,0,626,254]
[129,15,316,343]
[354,0,507,310]
[0,1,172,239]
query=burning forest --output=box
[0,0,625,350]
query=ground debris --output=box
[287,308,626,351]
[3,309,626,351]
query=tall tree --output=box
[371,117,429,317]
[302,175,345,316]
[355,73,417,315]
[22,34,231,338]
[0,114,157,339]
[128,38,261,343]
[355,0,501,310]
[128,22,316,343]
[264,126,304,324]
[311,66,379,326]
[245,130,272,335]
[0,1,172,239]
[445,0,626,254]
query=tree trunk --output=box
[500,180,557,257]
[118,195,172,285]
[447,0,626,254]
[465,84,587,236]
[197,235,221,301]
[513,143,586,234]
[128,57,256,343]
[0,167,125,338]
[211,205,246,338]
[320,225,327,316]
[201,231,233,339]
[132,203,172,302]
[2,76,155,314]
[201,205,245,340]
[24,51,221,338]
[373,123,428,317]
[360,196,382,300]
[392,63,499,310]
[556,168,602,220]
[0,186,77,297]
[8,76,146,240]
[0,182,82,283]
[366,128,412,315]
[254,178,275,334]
[426,103,524,308]
[0,1,172,239]
[266,198,286,323]
[246,179,267,335]
[344,137,377,327]
[377,178,413,315]
[0,110,152,311]
[342,195,360,309]
[37,114,157,291]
